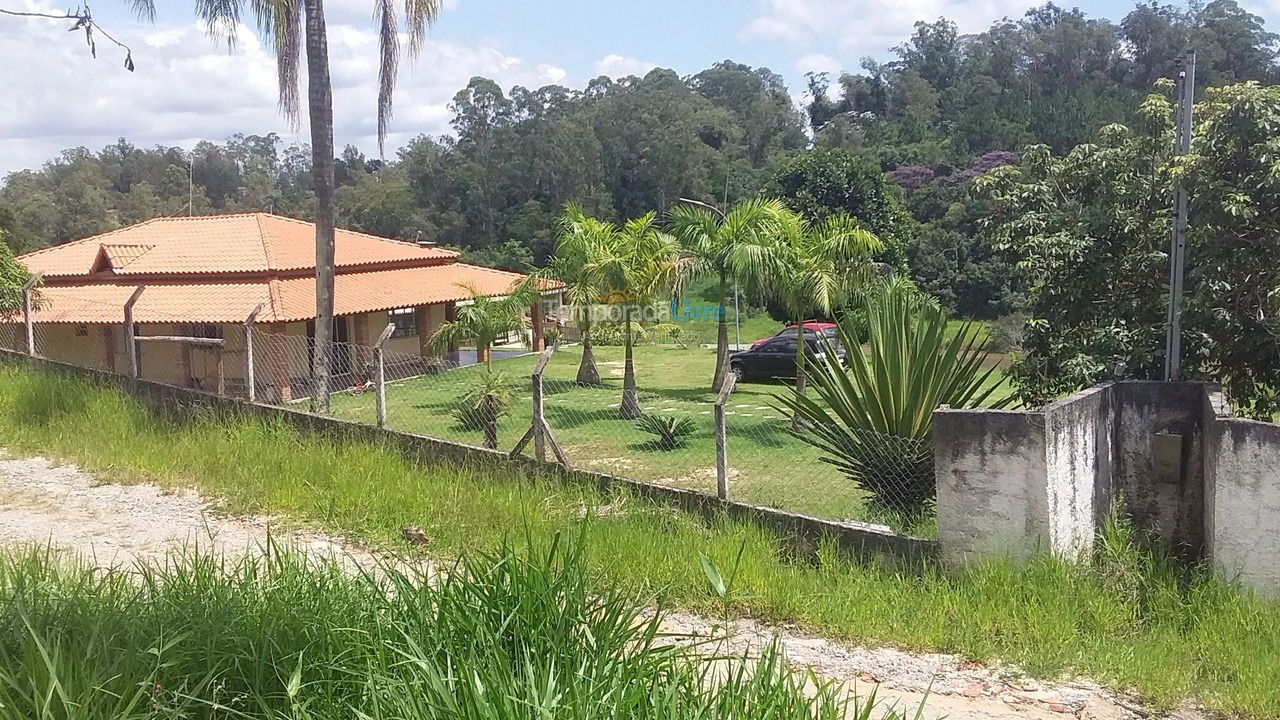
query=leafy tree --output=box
[1181,81,1280,418]
[768,149,914,272]
[667,198,791,390]
[0,229,30,314]
[978,81,1280,417]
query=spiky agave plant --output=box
[776,280,1014,516]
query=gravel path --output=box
[0,452,1205,720]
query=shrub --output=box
[636,414,696,450]
[452,370,513,448]
[777,280,1013,515]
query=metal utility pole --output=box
[1164,50,1195,382]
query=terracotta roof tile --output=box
[18,212,457,277]
[14,265,560,325]
[99,244,154,269]
[273,264,550,322]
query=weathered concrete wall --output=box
[935,409,1048,563]
[1206,411,1280,594]
[937,386,1117,564]
[1112,382,1207,555]
[1043,384,1114,558]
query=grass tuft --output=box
[0,537,913,719]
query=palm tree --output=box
[582,212,686,419]
[194,0,442,411]
[773,214,882,421]
[552,204,611,385]
[429,278,539,368]
[668,198,791,391]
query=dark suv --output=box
[729,334,847,381]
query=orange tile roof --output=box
[19,212,457,278]
[14,264,556,325]
[273,264,542,322]
[23,283,273,325]
[99,244,154,269]
[8,213,560,326]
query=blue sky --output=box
[2,0,1276,174]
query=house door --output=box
[306,317,352,380]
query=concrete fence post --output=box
[123,286,146,379]
[21,273,41,356]
[714,372,736,500]
[373,322,395,428]
[244,304,263,402]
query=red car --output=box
[749,321,838,349]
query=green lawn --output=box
[331,339,1011,535]
[2,362,1279,719]
[332,344,904,531]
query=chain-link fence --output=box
[0,284,937,535]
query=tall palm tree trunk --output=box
[712,271,729,391]
[620,306,641,419]
[479,341,491,368]
[304,0,336,413]
[577,316,601,385]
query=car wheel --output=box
[730,364,746,383]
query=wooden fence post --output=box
[244,304,263,402]
[714,372,736,500]
[373,322,395,428]
[123,286,146,379]
[21,273,41,356]
[532,356,548,462]
[510,343,568,466]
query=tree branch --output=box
[0,5,137,71]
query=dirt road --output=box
[0,452,1202,720]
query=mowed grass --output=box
[1,362,1279,717]
[332,341,1007,534]
[332,343,884,526]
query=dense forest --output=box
[1,0,1276,319]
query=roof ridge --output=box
[254,213,280,272]
[260,212,459,253]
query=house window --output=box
[74,325,89,337]
[389,308,417,338]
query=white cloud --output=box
[592,54,657,79]
[794,53,841,77]
[0,2,564,174]
[742,0,1032,57]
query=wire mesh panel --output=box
[0,285,26,354]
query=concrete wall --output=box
[935,409,1047,563]
[1112,382,1207,555]
[938,379,1280,595]
[1206,411,1280,594]
[936,386,1114,563]
[1043,384,1114,558]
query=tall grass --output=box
[0,536,912,719]
[0,363,1279,717]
